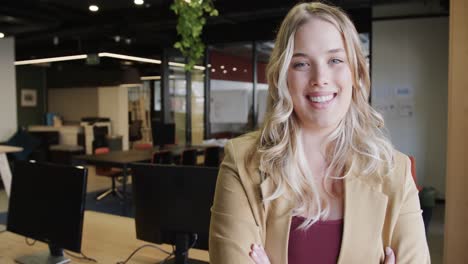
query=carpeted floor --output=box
[85,188,134,217]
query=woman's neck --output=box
[300,127,332,155]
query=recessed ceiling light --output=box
[134,0,144,5]
[0,32,5,38]
[223,70,227,74]
[232,67,237,71]
[89,5,99,12]
[220,65,225,69]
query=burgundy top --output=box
[288,216,344,264]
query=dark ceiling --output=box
[1,0,374,61]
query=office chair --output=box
[181,149,198,166]
[409,156,422,191]
[204,146,222,167]
[152,150,173,164]
[94,147,124,201]
[92,126,109,152]
[134,143,153,150]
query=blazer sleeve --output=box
[209,140,262,264]
[391,156,431,263]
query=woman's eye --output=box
[330,58,344,64]
[292,62,310,69]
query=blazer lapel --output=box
[337,174,388,264]
[260,175,293,264]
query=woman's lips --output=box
[306,93,337,109]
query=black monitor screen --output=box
[131,164,218,251]
[7,161,88,253]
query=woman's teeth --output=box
[307,94,334,103]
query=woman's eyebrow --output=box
[292,48,345,58]
[328,48,345,54]
[292,52,308,58]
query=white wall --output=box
[48,87,98,122]
[372,17,448,197]
[97,86,129,150]
[0,38,17,141]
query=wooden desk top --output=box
[0,146,23,154]
[0,211,209,263]
[74,149,153,166]
[73,145,216,167]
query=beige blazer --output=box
[209,132,430,264]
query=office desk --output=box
[73,146,210,213]
[0,211,209,264]
[74,149,152,214]
[0,145,23,197]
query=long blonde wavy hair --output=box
[250,2,394,228]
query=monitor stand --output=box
[15,244,70,264]
[161,233,208,264]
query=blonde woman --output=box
[209,2,430,264]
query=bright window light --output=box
[134,0,144,5]
[0,32,5,38]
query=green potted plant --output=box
[171,0,219,71]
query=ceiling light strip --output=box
[140,76,161,80]
[14,54,88,65]
[14,52,205,70]
[98,52,162,64]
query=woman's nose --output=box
[308,64,329,87]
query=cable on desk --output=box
[65,250,97,262]
[116,244,173,264]
[159,252,175,264]
[25,237,36,246]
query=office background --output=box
[0,0,466,262]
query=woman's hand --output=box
[384,247,396,264]
[249,244,271,264]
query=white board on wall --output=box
[210,89,249,123]
[371,17,448,197]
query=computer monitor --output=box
[131,163,218,264]
[7,160,88,264]
[152,122,175,147]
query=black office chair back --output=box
[152,151,173,164]
[204,146,221,167]
[92,126,109,152]
[181,149,197,166]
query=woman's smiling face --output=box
[287,17,353,132]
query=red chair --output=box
[409,156,422,191]
[94,147,124,201]
[133,143,153,150]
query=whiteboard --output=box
[210,89,249,123]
